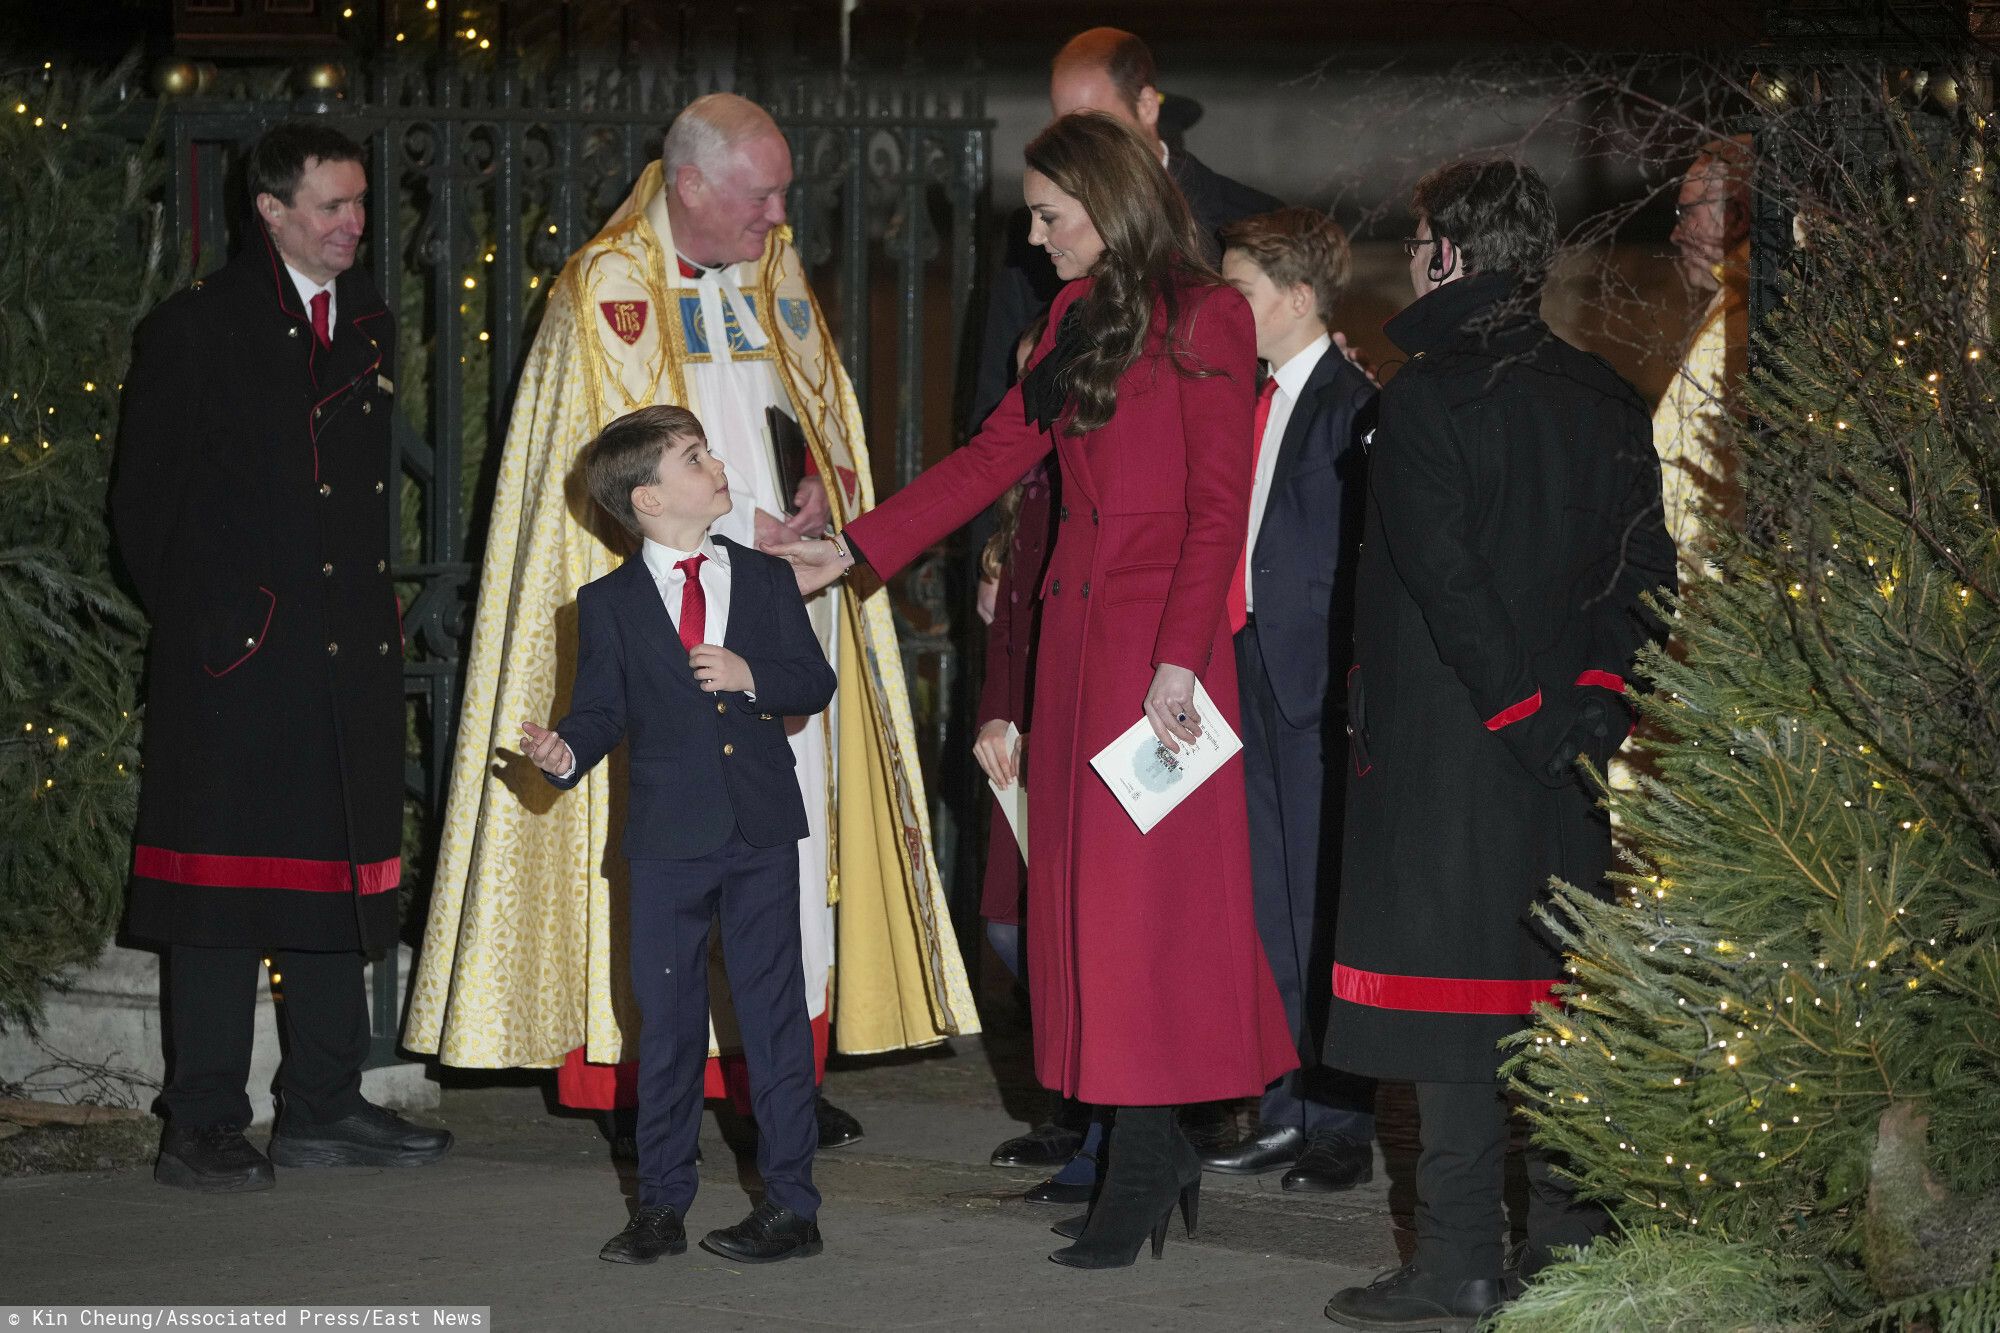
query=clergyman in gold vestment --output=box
[404,95,978,1110]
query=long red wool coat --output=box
[848,277,1297,1106]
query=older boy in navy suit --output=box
[521,404,836,1265]
[1203,209,1379,1192]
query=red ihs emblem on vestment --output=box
[599,300,648,346]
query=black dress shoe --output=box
[1323,1264,1506,1330]
[268,1101,453,1168]
[599,1204,687,1264]
[991,1121,1084,1169]
[1200,1124,1305,1175]
[816,1095,863,1149]
[154,1123,275,1194]
[1282,1132,1374,1193]
[699,1200,823,1263]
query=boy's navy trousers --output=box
[629,826,818,1218]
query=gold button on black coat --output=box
[722,743,735,756]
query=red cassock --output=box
[848,277,1297,1106]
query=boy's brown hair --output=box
[1218,206,1353,325]
[582,404,707,535]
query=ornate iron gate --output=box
[130,15,992,1065]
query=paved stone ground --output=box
[0,1008,1433,1330]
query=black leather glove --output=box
[1494,682,1630,790]
[1542,686,1630,787]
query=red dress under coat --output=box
[847,277,1296,1106]
[976,458,1055,926]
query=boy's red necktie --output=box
[674,554,707,650]
[1227,376,1280,634]
[310,290,332,349]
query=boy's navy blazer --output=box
[1247,346,1378,731]
[545,535,837,860]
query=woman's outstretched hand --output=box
[762,534,854,596]
[1143,662,1202,752]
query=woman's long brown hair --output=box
[1024,112,1221,435]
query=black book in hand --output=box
[766,406,809,516]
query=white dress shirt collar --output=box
[1270,332,1331,404]
[283,262,336,333]
[641,533,728,582]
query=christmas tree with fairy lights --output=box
[1497,71,2000,1333]
[0,57,169,1030]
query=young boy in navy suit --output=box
[521,404,836,1265]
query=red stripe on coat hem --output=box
[1484,688,1542,731]
[1332,962,1561,1015]
[1576,669,1625,692]
[134,846,400,894]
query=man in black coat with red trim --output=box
[113,122,450,1192]
[1322,160,1675,1328]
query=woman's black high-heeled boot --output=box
[1049,1106,1201,1268]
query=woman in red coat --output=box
[775,112,1296,1268]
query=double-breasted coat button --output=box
[716,701,728,714]
[287,326,299,338]
[1060,505,1070,521]
[361,401,372,415]
[722,743,735,756]
[1050,578,1061,595]
[759,713,773,720]
[322,562,334,577]
[1091,508,1100,525]
[374,480,385,494]
[1081,581,1090,599]
[326,642,339,656]
[314,406,322,419]
[244,636,257,648]
[376,559,386,573]
[378,642,389,655]
[319,483,332,497]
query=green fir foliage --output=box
[0,58,171,1029]
[1501,86,2000,1327]
[1494,1227,1815,1333]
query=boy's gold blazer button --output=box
[722,743,735,756]
[759,713,772,721]
[716,701,727,714]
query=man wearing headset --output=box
[1320,159,1675,1328]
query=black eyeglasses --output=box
[1402,236,1439,259]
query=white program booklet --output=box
[987,722,1027,865]
[1088,678,1243,834]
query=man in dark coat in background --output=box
[975,24,1281,1199]
[113,122,451,1193]
[1322,160,1676,1329]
